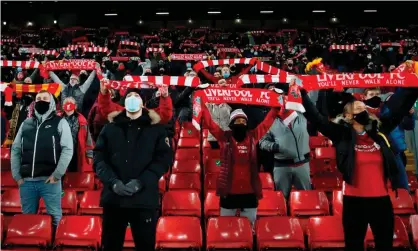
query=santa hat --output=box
[0,83,13,106]
[229,109,248,123]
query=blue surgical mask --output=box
[388,47,393,52]
[223,72,230,78]
[186,63,192,68]
[254,52,258,56]
[125,95,142,113]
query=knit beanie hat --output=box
[229,109,248,124]
[123,88,142,100]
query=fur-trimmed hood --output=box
[107,108,161,125]
[332,114,380,132]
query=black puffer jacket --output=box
[301,88,418,189]
[93,109,173,209]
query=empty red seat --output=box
[1,147,11,171]
[1,171,17,191]
[310,159,337,175]
[290,190,330,217]
[309,136,328,149]
[179,127,200,138]
[256,216,305,250]
[168,173,201,193]
[4,214,52,248]
[312,173,341,191]
[203,148,221,161]
[175,148,200,161]
[259,172,274,190]
[409,175,418,190]
[315,147,336,159]
[389,189,415,215]
[410,215,418,249]
[1,189,21,213]
[40,189,77,215]
[204,191,220,220]
[332,190,343,217]
[1,213,3,242]
[177,137,200,148]
[205,158,221,174]
[156,216,202,249]
[366,216,410,249]
[79,190,102,215]
[162,190,201,217]
[207,217,253,250]
[172,160,201,174]
[257,191,287,217]
[159,176,166,194]
[63,172,95,191]
[307,216,345,250]
[204,173,218,195]
[124,227,134,248]
[55,216,102,249]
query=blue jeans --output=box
[19,180,62,226]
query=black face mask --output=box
[230,124,248,142]
[353,110,370,125]
[364,96,381,108]
[144,72,152,76]
[35,100,50,115]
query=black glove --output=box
[272,143,280,153]
[112,180,133,196]
[125,179,143,194]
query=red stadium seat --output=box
[310,159,337,175]
[203,148,221,161]
[257,191,287,217]
[159,176,166,194]
[290,190,330,217]
[1,213,3,242]
[1,171,17,191]
[156,216,203,249]
[40,189,77,215]
[172,160,201,174]
[366,216,410,249]
[307,216,345,250]
[315,147,336,159]
[204,173,218,195]
[207,217,253,250]
[79,190,102,215]
[409,175,418,190]
[204,191,220,220]
[179,126,200,138]
[203,129,209,138]
[1,147,11,171]
[312,173,341,191]
[309,136,329,149]
[389,189,415,215]
[124,227,134,248]
[1,189,22,213]
[162,190,201,217]
[177,137,200,148]
[256,216,305,250]
[203,138,211,148]
[4,214,52,248]
[175,148,200,161]
[205,158,222,174]
[63,172,95,191]
[259,172,274,190]
[168,173,201,193]
[332,190,343,217]
[410,215,418,250]
[55,216,102,249]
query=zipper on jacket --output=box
[31,120,45,178]
[52,136,57,164]
[21,138,24,155]
[289,126,301,161]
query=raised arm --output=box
[79,70,97,93]
[253,108,277,142]
[201,102,227,142]
[153,95,173,124]
[197,68,218,84]
[49,71,66,90]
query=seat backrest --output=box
[315,147,336,160]
[169,173,201,193]
[389,189,415,214]
[80,190,101,209]
[55,216,102,248]
[256,216,304,246]
[5,214,52,247]
[172,160,201,174]
[259,172,274,190]
[410,215,418,248]
[1,171,16,189]
[162,190,201,217]
[63,172,95,191]
[175,148,200,161]
[204,191,220,219]
[257,191,287,216]
[332,190,343,217]
[206,217,253,249]
[156,216,203,249]
[204,173,219,195]
[290,190,330,216]
[307,216,344,243]
[1,189,22,213]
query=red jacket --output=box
[201,105,277,199]
[87,101,108,141]
[97,92,173,124]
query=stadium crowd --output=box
[1,25,418,251]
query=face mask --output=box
[35,100,50,115]
[230,124,248,142]
[63,102,76,112]
[353,110,370,125]
[364,96,382,108]
[254,52,258,56]
[186,63,192,68]
[223,72,230,79]
[125,95,142,113]
[388,47,393,52]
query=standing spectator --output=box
[10,90,73,228]
[94,88,173,251]
[259,106,311,200]
[62,97,94,172]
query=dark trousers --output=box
[102,206,158,251]
[342,195,394,251]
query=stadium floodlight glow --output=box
[138,20,143,24]
[282,18,288,23]
[104,13,118,16]
[3,21,6,25]
[364,10,377,13]
[312,10,326,13]
[208,11,221,14]
[54,20,57,24]
[27,21,33,26]
[188,18,193,23]
[235,18,241,23]
[156,12,169,15]
[260,10,274,14]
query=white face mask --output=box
[125,95,143,113]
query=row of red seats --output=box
[1,213,416,250]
